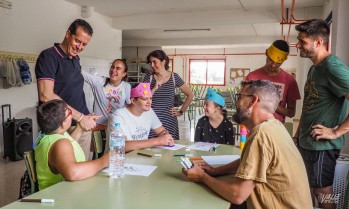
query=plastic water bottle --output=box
[109,123,126,179]
[240,125,248,150]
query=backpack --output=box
[18,170,32,199]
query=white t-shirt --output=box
[109,106,162,140]
[82,71,131,126]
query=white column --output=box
[332,0,349,154]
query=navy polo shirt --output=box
[35,43,89,124]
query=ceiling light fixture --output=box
[164,29,210,32]
[0,0,12,9]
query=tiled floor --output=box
[0,113,202,207]
[0,157,26,207]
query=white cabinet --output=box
[127,63,150,84]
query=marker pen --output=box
[19,199,54,203]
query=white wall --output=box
[0,0,122,155]
[161,46,307,122]
[122,45,308,122]
[332,0,349,154]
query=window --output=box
[189,59,226,85]
[169,59,174,72]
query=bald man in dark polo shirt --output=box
[35,19,100,159]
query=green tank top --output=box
[34,132,86,190]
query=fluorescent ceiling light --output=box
[164,29,210,32]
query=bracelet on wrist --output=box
[77,113,85,123]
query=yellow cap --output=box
[267,43,289,64]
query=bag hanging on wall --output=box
[149,73,184,107]
[17,58,32,85]
[5,60,22,87]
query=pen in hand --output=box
[163,130,175,147]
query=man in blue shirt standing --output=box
[35,19,100,160]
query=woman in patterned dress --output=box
[143,50,193,140]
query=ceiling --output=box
[65,0,327,47]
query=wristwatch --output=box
[179,110,183,115]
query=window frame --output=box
[169,58,174,72]
[188,58,226,86]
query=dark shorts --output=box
[298,146,340,188]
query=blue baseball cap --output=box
[205,88,225,107]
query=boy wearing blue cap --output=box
[194,88,234,144]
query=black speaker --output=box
[3,118,33,161]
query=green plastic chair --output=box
[187,102,197,130]
[197,85,207,115]
[23,150,38,194]
[92,131,104,159]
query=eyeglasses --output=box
[64,108,72,121]
[234,93,254,102]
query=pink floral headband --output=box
[130,83,152,98]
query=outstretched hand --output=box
[79,114,101,131]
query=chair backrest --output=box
[93,131,104,159]
[23,150,38,193]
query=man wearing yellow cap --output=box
[246,40,301,123]
[108,82,174,152]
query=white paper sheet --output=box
[103,163,157,177]
[186,142,219,151]
[153,143,187,150]
[202,155,240,165]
